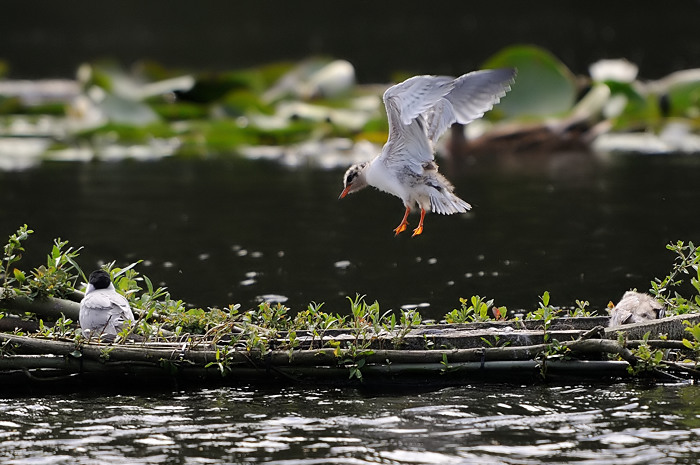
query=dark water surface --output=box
[1,152,700,464]
[2,382,700,464]
[4,1,700,81]
[1,151,699,317]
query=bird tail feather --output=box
[430,192,471,215]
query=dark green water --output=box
[2,382,700,464]
[1,151,698,317]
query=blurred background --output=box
[3,1,699,80]
[1,0,699,318]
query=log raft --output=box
[0,313,698,388]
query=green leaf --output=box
[482,45,577,118]
[602,81,659,130]
[113,260,142,278]
[665,77,700,119]
[653,350,664,364]
[13,268,25,283]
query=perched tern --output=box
[340,68,516,236]
[79,269,135,339]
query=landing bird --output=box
[340,68,516,236]
[79,269,135,339]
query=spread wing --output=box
[425,69,516,143]
[380,69,516,173]
[381,75,453,172]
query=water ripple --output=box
[1,383,700,464]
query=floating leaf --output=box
[482,45,578,118]
[665,78,700,119]
[601,81,659,129]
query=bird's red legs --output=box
[412,208,426,237]
[393,206,410,235]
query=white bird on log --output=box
[79,269,134,339]
[340,68,516,236]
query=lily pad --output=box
[665,77,700,119]
[602,81,659,130]
[482,45,578,118]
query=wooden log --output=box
[0,354,218,381]
[5,333,699,385]
[604,312,700,340]
[0,288,80,320]
[0,333,642,368]
[0,316,40,332]
[0,354,634,385]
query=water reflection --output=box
[0,151,699,318]
[1,383,699,464]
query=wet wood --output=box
[0,312,698,387]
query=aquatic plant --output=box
[439,353,456,374]
[293,302,345,349]
[1,226,86,306]
[536,339,571,379]
[482,45,577,118]
[681,320,700,363]
[37,315,76,340]
[393,309,422,348]
[650,240,700,315]
[444,295,500,323]
[0,225,33,296]
[569,300,592,318]
[627,331,666,376]
[25,239,85,300]
[2,45,700,172]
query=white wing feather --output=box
[380,69,515,172]
[427,69,516,142]
[385,75,454,126]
